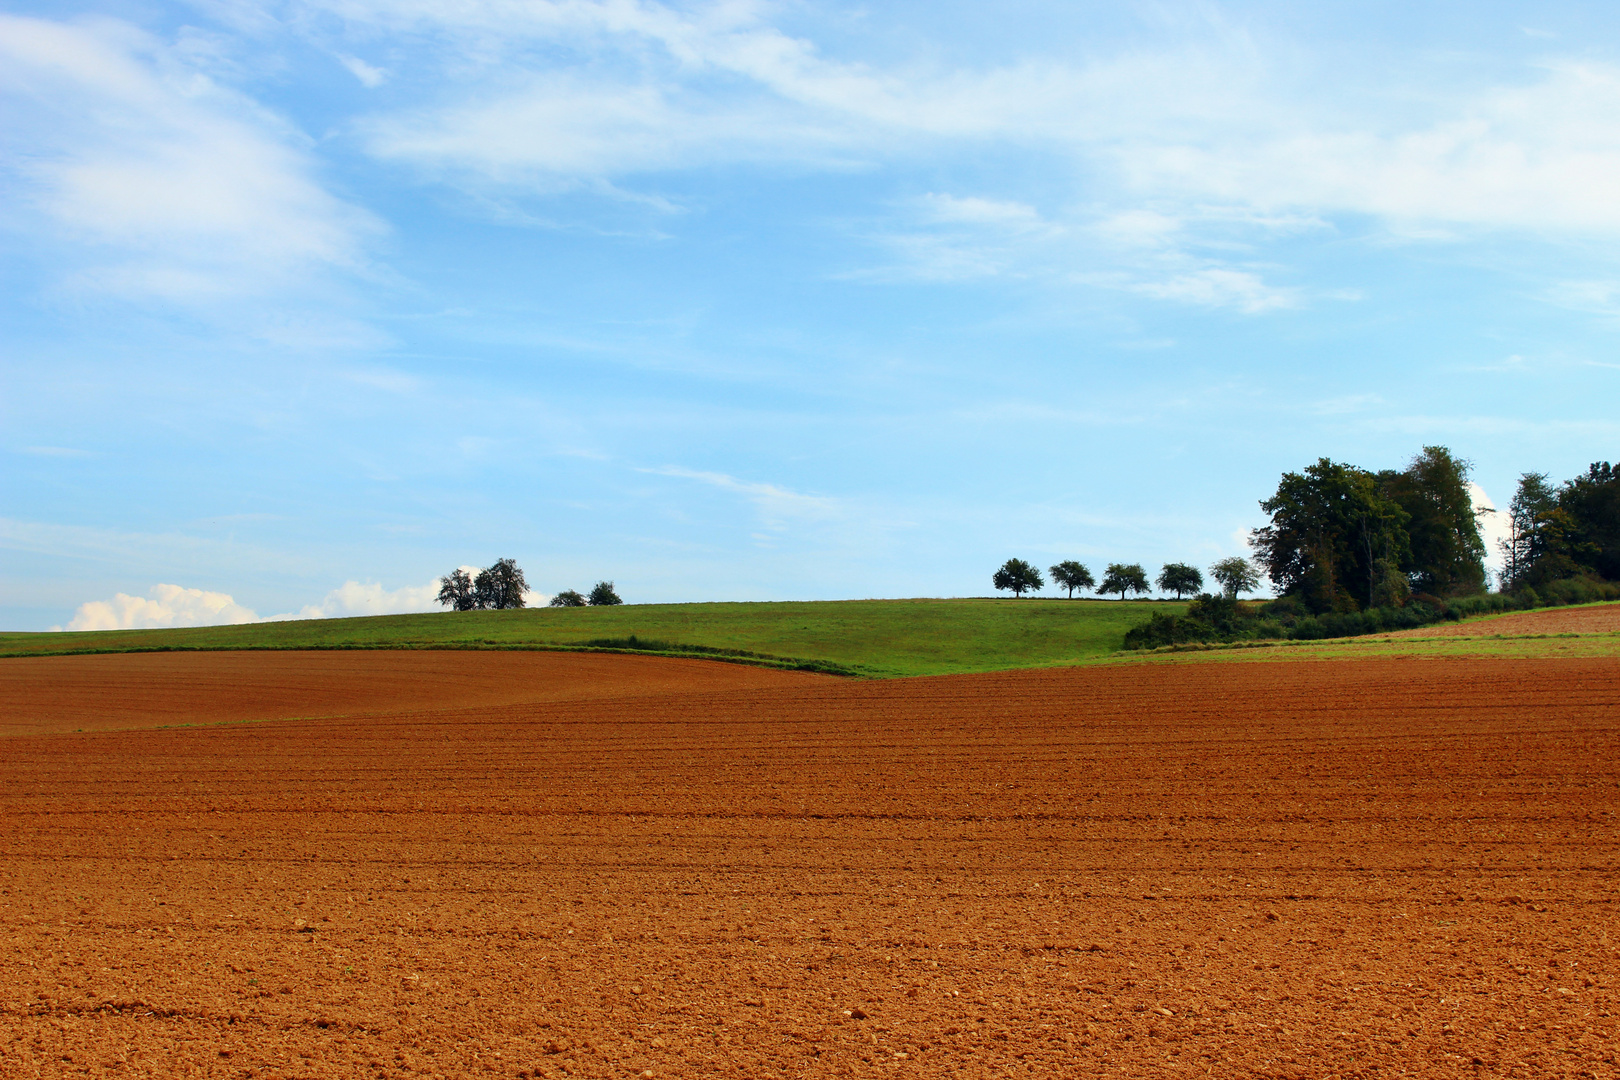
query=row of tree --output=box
[437,560,625,610]
[992,557,1261,600]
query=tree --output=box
[1156,562,1202,599]
[1250,458,1410,613]
[1048,561,1095,598]
[1559,461,1620,581]
[1209,556,1261,599]
[549,589,587,607]
[1379,446,1486,597]
[473,557,528,610]
[436,568,476,611]
[992,558,1044,597]
[1500,471,1593,590]
[1098,562,1150,600]
[588,581,623,606]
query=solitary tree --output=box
[1209,556,1261,599]
[436,568,476,611]
[1098,562,1150,600]
[473,557,528,610]
[1049,560,1095,598]
[588,581,623,606]
[993,558,1044,597]
[549,589,587,607]
[1156,562,1203,599]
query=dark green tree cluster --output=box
[437,558,528,611]
[1126,448,1619,651]
[1500,462,1620,591]
[549,581,624,607]
[1249,446,1487,615]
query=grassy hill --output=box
[0,598,1187,677]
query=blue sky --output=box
[4,0,1618,630]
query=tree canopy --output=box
[1379,446,1487,596]
[439,559,527,611]
[1209,556,1261,599]
[1561,461,1620,582]
[1500,462,1620,590]
[1156,562,1202,599]
[475,558,528,610]
[1048,560,1095,598]
[992,558,1044,597]
[1249,449,1491,613]
[548,589,587,607]
[588,581,624,606]
[1098,562,1149,600]
[436,568,475,611]
[1250,458,1413,613]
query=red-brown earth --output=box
[2,650,1617,1079]
[1385,603,1620,639]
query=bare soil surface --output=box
[2,652,1617,1079]
[1386,602,1620,640]
[0,650,825,738]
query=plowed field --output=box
[2,651,1617,1079]
[1385,602,1620,640]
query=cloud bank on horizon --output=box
[2,1,1616,630]
[57,573,552,631]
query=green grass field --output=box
[0,598,1189,677]
[6,598,1614,676]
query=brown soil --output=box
[2,651,1617,1079]
[1385,602,1620,639]
[0,650,824,738]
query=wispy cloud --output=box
[0,14,381,302]
[339,54,387,87]
[643,465,838,524]
[320,2,1620,242]
[1128,268,1298,314]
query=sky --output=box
[3,0,1619,630]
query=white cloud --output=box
[0,14,380,301]
[61,583,261,631]
[321,2,1620,245]
[283,578,443,620]
[56,575,472,630]
[1470,482,1511,579]
[1114,61,1620,236]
